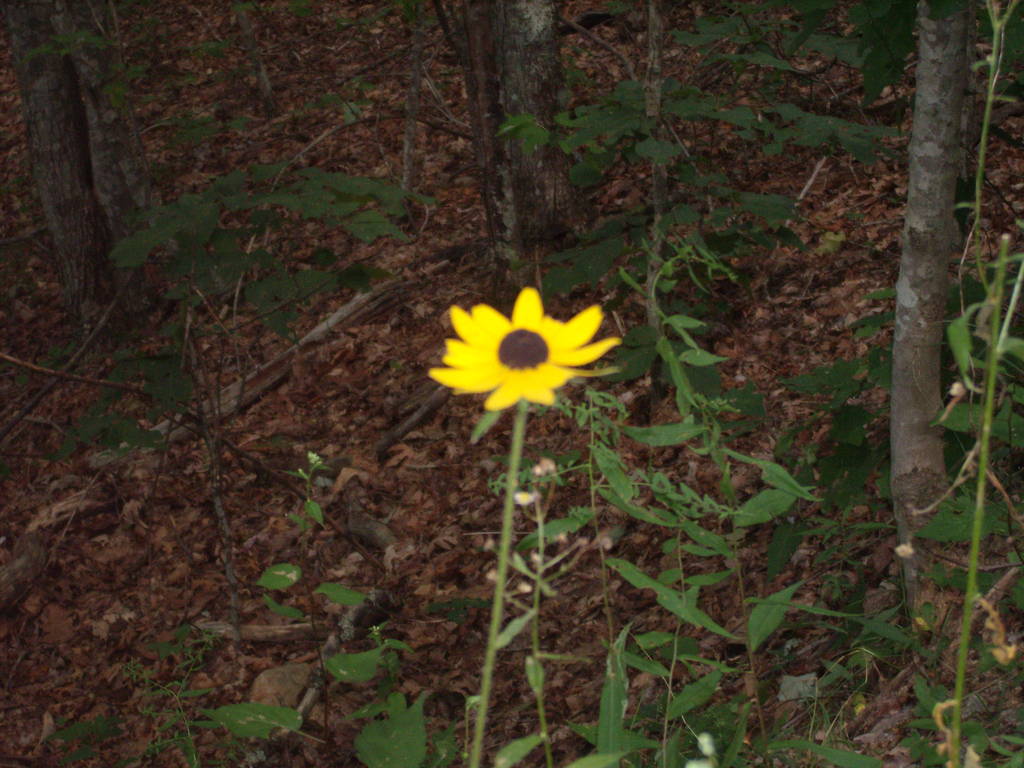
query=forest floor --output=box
[1,2,1020,767]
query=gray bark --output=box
[460,0,576,265]
[892,1,969,611]
[493,0,577,249]
[5,0,152,330]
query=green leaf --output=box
[679,348,728,366]
[201,703,301,738]
[622,422,705,446]
[325,647,385,683]
[471,409,503,444]
[257,563,302,590]
[563,754,629,768]
[665,670,723,718]
[947,310,977,388]
[354,694,427,768]
[768,739,881,768]
[499,113,551,154]
[606,559,734,639]
[314,582,366,606]
[262,594,306,619]
[748,582,802,652]
[635,137,682,163]
[592,443,635,501]
[734,489,797,527]
[766,521,806,579]
[494,734,543,768]
[726,451,818,501]
[496,610,536,650]
[597,627,629,753]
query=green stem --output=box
[468,400,529,768]
[530,498,555,768]
[949,238,1009,765]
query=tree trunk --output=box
[493,0,577,248]
[460,0,576,268]
[5,0,152,332]
[891,0,968,612]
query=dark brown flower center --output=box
[498,329,548,369]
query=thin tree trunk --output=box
[493,0,577,248]
[460,0,576,273]
[235,3,277,117]
[892,0,969,612]
[402,3,428,193]
[461,0,512,262]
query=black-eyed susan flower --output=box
[429,287,620,411]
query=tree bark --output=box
[5,0,152,331]
[460,0,576,268]
[493,0,577,248]
[892,0,968,612]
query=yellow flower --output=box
[429,287,620,411]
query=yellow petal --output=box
[429,365,504,392]
[527,363,575,390]
[451,305,492,348]
[470,303,512,340]
[521,387,556,405]
[443,339,496,368]
[485,381,526,411]
[550,336,620,367]
[511,287,544,330]
[549,305,603,351]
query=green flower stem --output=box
[468,399,529,768]
[529,498,555,768]
[949,238,1010,766]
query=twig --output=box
[558,15,637,81]
[0,350,146,397]
[0,228,44,246]
[374,385,450,459]
[0,296,122,446]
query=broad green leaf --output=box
[257,563,302,590]
[354,694,427,768]
[314,582,366,606]
[325,647,384,683]
[748,582,802,652]
[635,137,683,163]
[201,703,301,738]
